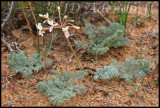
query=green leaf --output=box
[43,37,45,48]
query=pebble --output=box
[152,45,157,49]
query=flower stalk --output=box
[66,34,83,70]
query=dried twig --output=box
[140,17,158,44]
[1,32,23,52]
[95,9,110,24]
[1,1,14,29]
[129,15,150,33]
[47,53,69,76]
[84,82,109,96]
[1,36,15,52]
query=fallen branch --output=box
[1,33,23,52]
[1,36,15,52]
[1,1,14,29]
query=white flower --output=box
[64,30,70,38]
[39,30,45,36]
[43,18,59,32]
[36,23,42,30]
[36,23,45,36]
[62,26,69,32]
[48,22,59,32]
[62,26,70,38]
[47,20,53,26]
[49,26,53,32]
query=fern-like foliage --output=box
[94,58,150,84]
[94,65,120,80]
[7,52,51,78]
[36,70,88,106]
[76,22,130,55]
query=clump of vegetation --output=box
[7,52,52,78]
[114,1,132,29]
[76,21,130,55]
[94,58,150,84]
[36,70,88,106]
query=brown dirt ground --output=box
[1,4,159,107]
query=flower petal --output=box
[39,31,43,36]
[44,13,49,18]
[36,23,42,30]
[49,26,53,32]
[64,31,70,38]
[62,26,69,32]
[47,20,53,26]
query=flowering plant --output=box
[36,6,83,70]
[36,6,80,38]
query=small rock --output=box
[103,92,108,96]
[152,45,157,49]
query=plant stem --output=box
[21,2,34,40]
[66,37,83,70]
[28,1,40,53]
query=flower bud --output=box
[64,15,67,19]
[68,20,74,22]
[58,6,60,10]
[74,26,80,29]
[39,14,43,17]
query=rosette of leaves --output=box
[7,52,51,78]
[76,21,130,55]
[36,70,88,106]
[94,58,150,84]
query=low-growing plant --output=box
[75,21,130,55]
[94,58,150,84]
[147,1,153,22]
[128,82,141,96]
[7,52,52,78]
[36,70,88,106]
[4,100,14,107]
